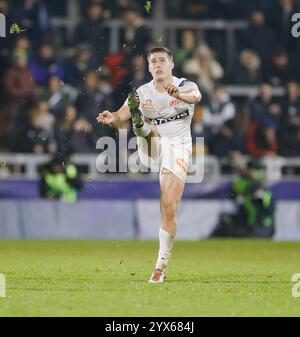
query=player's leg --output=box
[128,90,150,136]
[136,125,161,172]
[149,169,185,283]
[160,168,185,235]
[128,90,160,159]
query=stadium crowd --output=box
[1,0,300,169]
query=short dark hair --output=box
[123,4,142,16]
[147,47,173,60]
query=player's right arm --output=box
[96,104,131,129]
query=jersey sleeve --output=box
[178,78,199,91]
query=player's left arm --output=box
[165,82,202,104]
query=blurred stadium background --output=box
[1,0,300,241]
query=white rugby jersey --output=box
[125,76,198,145]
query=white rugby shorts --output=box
[137,136,191,182]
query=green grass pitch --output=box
[0,239,299,317]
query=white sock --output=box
[155,228,175,269]
[133,121,151,137]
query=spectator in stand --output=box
[103,50,130,108]
[250,84,282,125]
[183,45,224,96]
[246,119,279,158]
[104,0,145,18]
[240,11,278,65]
[21,100,57,153]
[234,49,263,85]
[129,54,149,89]
[68,116,99,153]
[12,0,52,48]
[242,0,274,18]
[75,70,114,125]
[1,36,32,85]
[3,36,32,91]
[246,84,281,158]
[279,81,300,156]
[1,38,36,151]
[3,52,37,106]
[28,42,64,87]
[120,5,151,57]
[11,36,32,60]
[55,105,99,154]
[266,49,297,86]
[199,85,242,159]
[73,2,109,65]
[174,30,198,76]
[165,0,182,18]
[64,44,95,88]
[40,75,71,118]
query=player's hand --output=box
[165,84,180,99]
[96,110,116,126]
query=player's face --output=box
[148,52,174,82]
